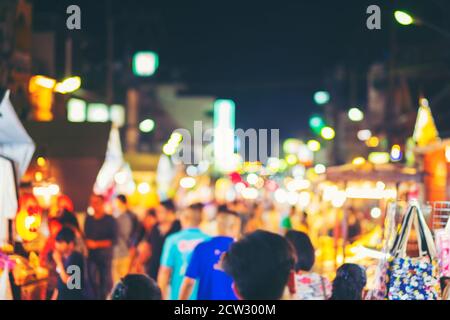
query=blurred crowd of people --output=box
[39,194,368,300]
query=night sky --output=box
[33,0,450,139]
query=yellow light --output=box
[37,157,46,167]
[31,75,56,89]
[320,127,335,140]
[331,190,347,208]
[35,172,43,182]
[376,181,386,190]
[170,132,183,143]
[366,136,379,147]
[390,144,402,162]
[137,182,150,194]
[54,76,81,94]
[286,154,298,165]
[394,10,414,26]
[163,143,177,156]
[307,139,321,152]
[370,207,382,219]
[314,164,326,174]
[345,187,397,199]
[368,152,390,164]
[180,177,196,189]
[446,145,450,163]
[352,157,366,166]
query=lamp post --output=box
[394,10,450,39]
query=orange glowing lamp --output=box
[16,194,43,242]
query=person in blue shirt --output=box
[158,203,210,300]
[179,207,241,300]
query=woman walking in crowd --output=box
[285,230,331,300]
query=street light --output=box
[139,119,155,133]
[54,76,81,94]
[133,51,159,77]
[394,9,450,39]
[313,91,330,105]
[394,10,414,26]
[320,126,335,140]
[348,108,364,122]
[309,115,326,134]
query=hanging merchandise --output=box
[0,157,18,246]
[385,202,441,300]
[365,201,397,300]
[435,217,450,278]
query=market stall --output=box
[0,89,41,300]
[313,161,424,281]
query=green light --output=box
[313,91,330,105]
[309,115,325,134]
[394,10,414,26]
[67,98,86,122]
[133,51,159,77]
[139,119,155,133]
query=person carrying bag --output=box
[385,201,441,300]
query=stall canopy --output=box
[0,90,35,179]
[24,121,111,211]
[325,163,423,183]
[0,89,35,245]
[94,127,134,196]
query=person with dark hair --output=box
[222,230,295,300]
[41,218,62,299]
[158,203,209,299]
[112,194,139,284]
[52,227,85,300]
[110,274,162,300]
[84,194,117,300]
[129,209,157,273]
[179,209,241,300]
[144,199,181,280]
[285,231,331,300]
[330,263,367,300]
[59,209,80,231]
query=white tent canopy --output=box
[0,90,35,179]
[0,90,35,246]
[94,127,134,195]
